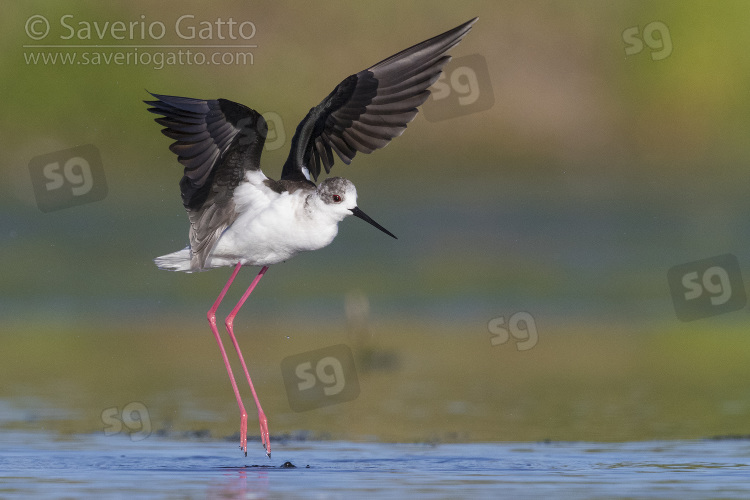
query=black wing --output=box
[145,92,267,210]
[145,93,268,270]
[280,17,477,182]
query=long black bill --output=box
[350,207,397,239]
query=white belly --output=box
[208,193,339,267]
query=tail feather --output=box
[154,247,196,272]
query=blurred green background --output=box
[3,1,750,444]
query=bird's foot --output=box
[258,410,271,458]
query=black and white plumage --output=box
[144,18,476,458]
[146,17,476,272]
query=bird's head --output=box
[316,177,397,239]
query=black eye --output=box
[332,194,342,203]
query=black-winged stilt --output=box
[146,17,476,457]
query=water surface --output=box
[2,432,749,499]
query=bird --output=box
[145,17,477,458]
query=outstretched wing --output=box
[280,17,477,182]
[145,92,268,269]
[145,93,267,209]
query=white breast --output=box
[207,172,340,267]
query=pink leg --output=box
[225,266,270,457]
[206,262,250,454]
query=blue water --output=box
[1,432,749,499]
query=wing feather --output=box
[280,17,477,181]
[145,93,268,270]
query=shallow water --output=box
[1,432,749,499]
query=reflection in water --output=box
[209,469,269,500]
